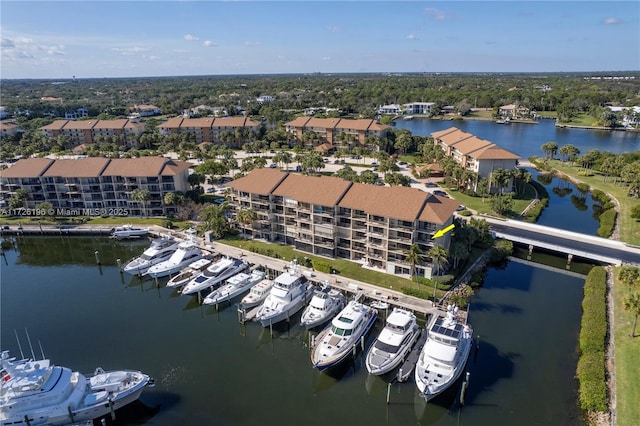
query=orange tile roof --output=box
[0,122,17,130]
[41,120,69,131]
[437,129,474,145]
[93,119,128,130]
[161,160,192,176]
[228,168,288,195]
[473,146,520,160]
[285,117,311,127]
[0,158,54,178]
[338,182,428,222]
[213,117,261,128]
[431,127,460,139]
[449,136,493,154]
[42,158,110,178]
[418,194,459,225]
[272,173,352,206]
[335,119,389,131]
[160,117,184,129]
[102,157,178,177]
[62,120,98,130]
[181,117,215,128]
[304,117,341,129]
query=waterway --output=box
[1,236,586,425]
[395,117,640,159]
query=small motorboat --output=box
[166,258,213,289]
[111,224,150,239]
[239,278,275,309]
[300,283,345,329]
[202,269,266,305]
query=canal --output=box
[1,236,587,425]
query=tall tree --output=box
[236,208,257,238]
[623,292,640,337]
[428,245,449,302]
[131,188,151,217]
[404,244,424,284]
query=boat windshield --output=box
[139,254,152,261]
[330,325,352,337]
[373,340,400,354]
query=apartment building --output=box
[432,127,520,192]
[40,119,145,147]
[0,157,190,216]
[284,117,389,149]
[228,168,459,277]
[158,116,262,146]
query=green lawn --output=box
[557,113,603,128]
[0,215,190,229]
[445,184,537,218]
[613,271,640,426]
[544,159,640,245]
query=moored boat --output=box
[0,350,151,426]
[310,300,378,371]
[414,305,473,401]
[145,240,204,279]
[202,269,266,305]
[166,258,213,289]
[254,261,313,327]
[239,278,275,309]
[300,283,345,329]
[365,308,421,375]
[111,224,150,239]
[181,257,248,296]
[121,236,180,275]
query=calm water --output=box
[395,118,640,159]
[1,236,586,425]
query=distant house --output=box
[499,104,530,119]
[256,95,274,104]
[64,107,88,120]
[0,107,7,120]
[607,106,640,128]
[404,102,436,115]
[378,104,402,115]
[132,104,161,117]
[0,121,19,138]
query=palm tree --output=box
[236,208,257,238]
[403,244,424,285]
[623,292,640,337]
[541,141,559,159]
[131,188,151,217]
[618,266,640,289]
[428,245,449,302]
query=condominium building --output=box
[40,119,145,147]
[0,157,190,216]
[431,127,520,191]
[158,116,262,146]
[284,117,389,149]
[228,168,459,277]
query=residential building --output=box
[64,107,88,120]
[498,104,530,119]
[0,107,7,120]
[158,116,262,146]
[284,117,389,149]
[378,104,402,115]
[256,95,274,103]
[227,168,459,277]
[132,104,161,117]
[404,102,436,115]
[0,157,190,216]
[0,121,19,138]
[39,119,145,147]
[607,106,640,128]
[432,127,520,192]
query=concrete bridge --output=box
[479,217,640,266]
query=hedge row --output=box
[577,266,608,412]
[597,209,617,238]
[523,180,550,223]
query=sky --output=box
[1,1,638,79]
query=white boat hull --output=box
[256,292,310,327]
[365,328,421,376]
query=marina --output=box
[0,235,586,425]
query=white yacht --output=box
[239,278,275,309]
[202,269,265,305]
[145,240,204,279]
[254,261,313,327]
[0,350,151,426]
[181,257,248,296]
[121,236,180,275]
[310,300,378,371]
[415,305,473,401]
[166,258,213,289]
[365,308,421,375]
[110,224,150,239]
[300,283,345,329]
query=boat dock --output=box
[396,330,428,382]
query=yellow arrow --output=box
[432,223,455,239]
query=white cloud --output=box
[203,40,216,47]
[603,17,621,25]
[1,36,15,48]
[111,46,150,55]
[406,34,417,40]
[143,55,160,61]
[244,41,261,47]
[424,8,447,21]
[184,34,199,41]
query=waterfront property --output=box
[40,119,146,148]
[158,116,262,146]
[0,156,190,216]
[227,168,459,277]
[284,117,389,149]
[431,127,520,192]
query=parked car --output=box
[206,187,215,193]
[269,163,277,168]
[370,162,378,166]
[425,182,438,188]
[333,159,340,164]
[456,205,467,211]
